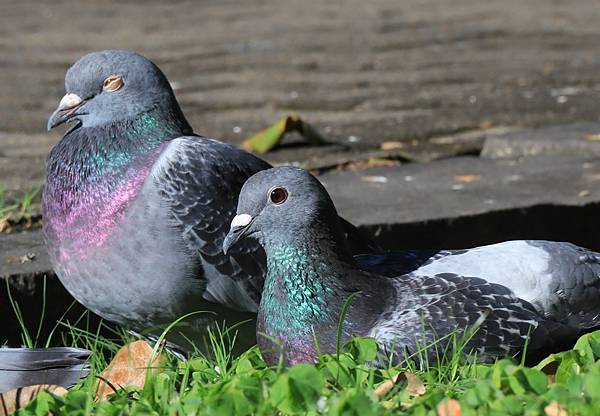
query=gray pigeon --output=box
[43,50,372,349]
[0,348,90,393]
[355,243,600,328]
[223,166,586,366]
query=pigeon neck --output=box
[257,232,359,360]
[47,105,190,182]
[43,105,190,248]
[256,219,394,364]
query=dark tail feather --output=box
[338,216,381,254]
[0,348,91,393]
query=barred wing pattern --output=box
[369,272,545,363]
[153,136,272,312]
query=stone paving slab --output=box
[2,121,597,199]
[482,122,600,159]
[0,126,511,197]
[0,231,49,286]
[322,155,600,227]
[2,0,600,163]
[2,153,598,281]
[0,132,52,195]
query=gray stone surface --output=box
[2,0,600,163]
[322,155,600,227]
[0,231,50,286]
[0,132,50,197]
[2,154,598,281]
[482,122,600,159]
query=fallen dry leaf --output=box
[242,114,326,154]
[345,158,399,171]
[545,401,568,416]
[578,190,590,198]
[0,217,9,233]
[19,253,36,263]
[0,384,67,415]
[374,372,426,399]
[454,174,481,183]
[361,175,388,184]
[381,141,405,150]
[585,133,600,142]
[96,340,166,401]
[437,398,461,416]
[375,374,400,398]
[479,120,493,129]
[405,372,426,396]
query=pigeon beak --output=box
[223,214,254,255]
[47,93,85,130]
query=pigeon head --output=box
[223,166,345,254]
[47,50,189,131]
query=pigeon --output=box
[355,242,600,329]
[0,348,90,393]
[43,50,373,350]
[223,166,586,366]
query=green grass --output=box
[0,185,42,220]
[7,309,600,415]
[8,291,600,415]
[14,328,600,416]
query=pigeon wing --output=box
[370,272,551,363]
[152,136,272,310]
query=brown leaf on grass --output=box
[374,372,425,399]
[437,398,461,416]
[545,401,568,416]
[374,374,400,398]
[454,174,481,183]
[0,384,67,415]
[96,340,166,401]
[404,372,426,396]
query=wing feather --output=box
[152,136,272,311]
[369,272,546,363]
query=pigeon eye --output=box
[269,187,288,205]
[103,75,123,92]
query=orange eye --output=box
[269,187,288,204]
[103,75,123,92]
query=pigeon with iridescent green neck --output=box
[43,50,373,350]
[223,167,582,366]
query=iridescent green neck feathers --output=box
[260,244,337,335]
